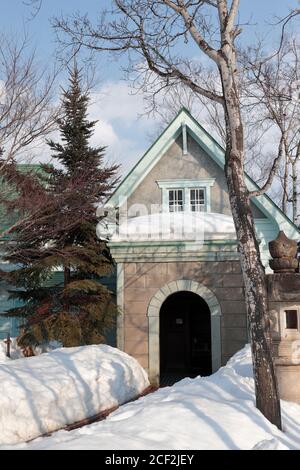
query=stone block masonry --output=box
[122,260,247,379]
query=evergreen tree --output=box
[0,67,119,347]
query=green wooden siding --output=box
[255,219,280,269]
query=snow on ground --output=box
[3,345,300,450]
[97,212,236,242]
[0,345,149,446]
[0,337,60,363]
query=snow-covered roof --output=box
[97,212,236,242]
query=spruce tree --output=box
[0,67,119,347]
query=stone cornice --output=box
[109,239,239,263]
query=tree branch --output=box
[249,134,286,198]
[227,0,240,33]
[163,0,220,63]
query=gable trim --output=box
[106,108,300,240]
[107,114,183,208]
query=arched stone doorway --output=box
[160,291,211,385]
[147,279,222,385]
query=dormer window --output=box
[157,179,215,213]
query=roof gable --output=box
[106,108,299,240]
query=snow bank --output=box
[9,345,300,450]
[97,212,236,242]
[252,438,289,450]
[0,345,149,445]
[0,338,60,364]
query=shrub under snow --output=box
[0,344,149,445]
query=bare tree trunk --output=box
[228,169,281,428]
[220,58,282,429]
[291,142,300,225]
[292,161,298,225]
[282,157,289,214]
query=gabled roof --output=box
[106,108,300,240]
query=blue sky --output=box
[0,0,298,174]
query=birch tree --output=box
[54,0,285,428]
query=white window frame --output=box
[168,188,184,212]
[190,188,206,212]
[157,179,215,213]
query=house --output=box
[98,108,300,386]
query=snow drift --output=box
[0,345,149,445]
[8,345,300,450]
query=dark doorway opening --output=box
[159,291,212,386]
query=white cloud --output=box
[88,81,157,174]
[15,80,158,177]
[90,120,118,148]
[89,81,146,125]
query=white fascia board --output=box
[246,178,299,239]
[157,179,215,189]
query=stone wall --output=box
[267,274,300,403]
[122,260,247,376]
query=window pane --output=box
[285,310,298,329]
[190,188,205,212]
[169,189,183,212]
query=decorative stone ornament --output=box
[269,231,298,273]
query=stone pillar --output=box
[268,232,300,403]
